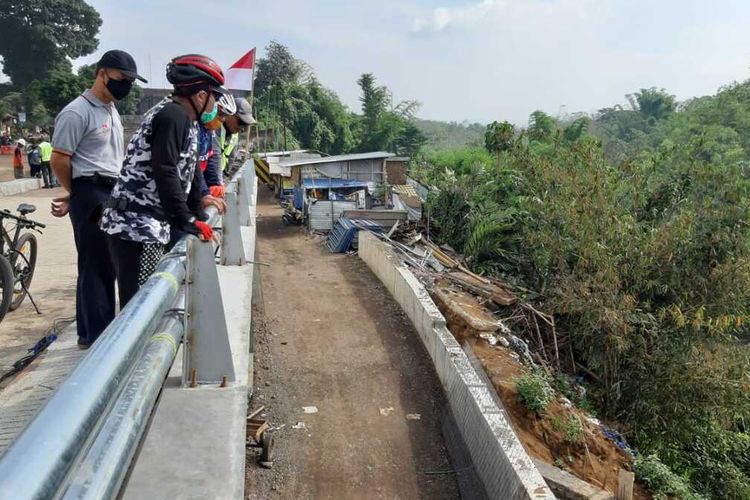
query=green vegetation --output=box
[414,119,485,150]
[635,455,707,500]
[413,82,750,498]
[551,415,584,445]
[0,0,101,87]
[516,369,554,412]
[0,1,142,132]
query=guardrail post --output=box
[238,175,252,227]
[183,237,236,386]
[220,186,246,266]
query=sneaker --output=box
[77,338,91,350]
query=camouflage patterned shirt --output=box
[100,98,200,244]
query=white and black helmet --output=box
[217,94,237,116]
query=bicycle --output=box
[0,203,45,322]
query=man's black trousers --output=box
[69,178,116,344]
[107,236,164,308]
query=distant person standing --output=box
[38,137,52,181]
[50,49,146,349]
[13,139,25,179]
[28,140,42,181]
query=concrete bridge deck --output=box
[0,184,463,499]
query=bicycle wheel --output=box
[9,233,37,311]
[0,254,14,322]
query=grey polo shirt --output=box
[52,89,124,179]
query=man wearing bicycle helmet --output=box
[197,93,236,199]
[100,54,227,306]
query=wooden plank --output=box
[616,470,634,500]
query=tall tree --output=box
[357,72,389,150]
[528,110,557,142]
[355,72,425,155]
[0,0,102,86]
[630,87,677,124]
[485,120,515,154]
[254,41,308,97]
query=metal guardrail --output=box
[0,162,258,500]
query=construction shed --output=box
[255,150,321,195]
[283,152,395,231]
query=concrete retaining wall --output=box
[0,178,43,197]
[359,231,554,500]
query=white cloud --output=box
[412,0,506,33]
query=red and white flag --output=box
[225,48,255,91]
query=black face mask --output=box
[106,77,133,101]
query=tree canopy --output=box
[0,0,102,86]
[253,42,425,157]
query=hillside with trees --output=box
[413,81,750,499]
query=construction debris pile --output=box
[326,218,382,252]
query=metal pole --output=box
[0,253,186,500]
[60,307,185,500]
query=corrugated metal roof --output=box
[259,150,312,158]
[302,178,370,189]
[280,151,394,168]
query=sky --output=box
[77,0,750,125]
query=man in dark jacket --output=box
[100,54,227,306]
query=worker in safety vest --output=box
[220,97,254,174]
[38,137,53,184]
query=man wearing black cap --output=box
[50,49,147,349]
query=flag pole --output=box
[246,49,256,156]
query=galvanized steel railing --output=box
[0,161,258,500]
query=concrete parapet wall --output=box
[123,168,259,500]
[358,231,554,500]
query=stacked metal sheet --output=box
[326,218,382,253]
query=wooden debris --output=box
[617,470,634,500]
[444,271,517,307]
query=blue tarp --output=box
[302,178,369,190]
[293,187,304,210]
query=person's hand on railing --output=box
[184,220,214,241]
[209,185,225,198]
[50,196,70,218]
[201,195,227,215]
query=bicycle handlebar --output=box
[0,209,46,229]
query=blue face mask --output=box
[200,102,218,124]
